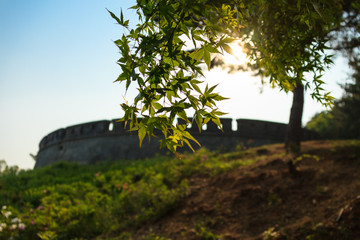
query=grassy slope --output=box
[1,140,360,240]
[131,140,360,240]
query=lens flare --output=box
[222,41,247,65]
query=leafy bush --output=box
[0,147,252,239]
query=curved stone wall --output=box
[35,118,317,168]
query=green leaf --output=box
[153,102,163,110]
[190,81,202,94]
[115,73,127,82]
[222,37,234,44]
[195,113,203,132]
[183,138,195,152]
[204,49,211,70]
[206,45,220,54]
[213,94,229,101]
[107,9,129,27]
[190,49,204,61]
[120,9,124,23]
[193,34,205,42]
[182,130,200,147]
[208,84,218,93]
[311,2,323,17]
[138,125,146,148]
[107,9,121,24]
[166,90,175,102]
[177,110,188,121]
[213,110,228,116]
[222,43,233,55]
[212,117,222,130]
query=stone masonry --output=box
[35,118,317,168]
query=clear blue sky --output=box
[0,0,350,169]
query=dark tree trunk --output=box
[286,84,304,153]
[285,84,304,175]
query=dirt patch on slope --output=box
[133,140,360,239]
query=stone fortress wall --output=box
[35,118,317,168]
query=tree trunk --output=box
[286,84,304,154]
[285,84,304,175]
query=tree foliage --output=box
[109,0,345,152]
[306,59,360,139]
[307,0,360,140]
[0,160,20,176]
[306,111,338,139]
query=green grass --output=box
[2,140,360,239]
[0,147,254,240]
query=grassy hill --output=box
[1,140,360,240]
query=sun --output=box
[222,41,247,66]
